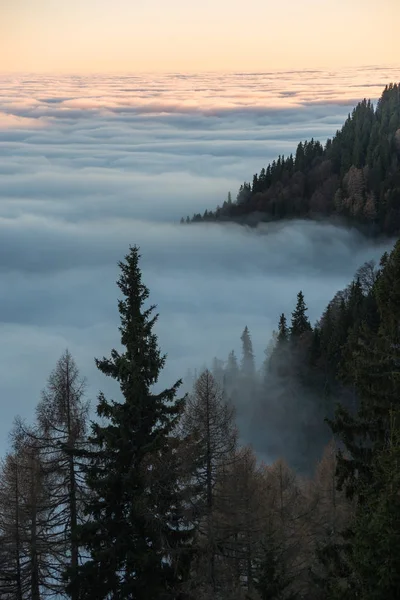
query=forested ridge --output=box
[1,238,400,599]
[181,83,400,235]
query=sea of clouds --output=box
[0,66,398,456]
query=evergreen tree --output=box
[290,291,312,339]
[65,246,192,600]
[183,84,400,237]
[226,350,239,382]
[350,409,400,598]
[268,313,290,377]
[262,330,277,381]
[240,326,255,377]
[325,240,400,595]
[330,240,400,499]
[277,314,289,343]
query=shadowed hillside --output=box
[182,83,400,236]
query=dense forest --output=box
[1,238,399,599]
[181,83,400,236]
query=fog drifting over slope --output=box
[0,67,397,456]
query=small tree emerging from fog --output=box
[290,291,312,339]
[240,327,255,377]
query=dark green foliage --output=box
[240,326,255,377]
[314,413,400,599]
[277,313,288,343]
[290,291,312,339]
[350,411,400,599]
[3,119,400,597]
[64,246,192,600]
[316,240,400,597]
[329,240,400,499]
[182,83,400,236]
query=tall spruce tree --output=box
[65,246,192,600]
[240,326,255,377]
[277,314,289,343]
[290,291,312,339]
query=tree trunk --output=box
[30,454,41,600]
[67,356,79,600]
[14,462,23,600]
[205,375,216,591]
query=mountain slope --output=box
[182,83,400,235]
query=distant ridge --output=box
[181,83,400,236]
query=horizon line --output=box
[1,63,399,77]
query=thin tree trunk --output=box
[205,375,215,591]
[67,356,79,600]
[30,455,41,600]
[14,462,23,600]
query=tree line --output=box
[1,241,400,599]
[181,83,400,236]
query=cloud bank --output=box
[0,67,396,456]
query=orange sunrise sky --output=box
[1,0,398,73]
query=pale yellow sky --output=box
[0,0,398,73]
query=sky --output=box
[1,0,399,73]
[0,67,398,459]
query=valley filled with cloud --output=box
[0,66,396,455]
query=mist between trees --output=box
[0,240,399,599]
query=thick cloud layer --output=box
[0,67,396,456]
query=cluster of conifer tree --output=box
[181,83,400,235]
[1,240,399,599]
